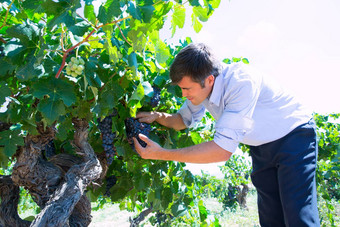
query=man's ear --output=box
[207,75,215,86]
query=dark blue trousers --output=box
[249,119,320,227]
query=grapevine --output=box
[0,0,228,226]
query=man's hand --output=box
[133,134,163,160]
[136,111,186,131]
[136,112,160,124]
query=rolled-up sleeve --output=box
[214,113,253,152]
[177,100,206,128]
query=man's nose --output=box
[181,89,187,97]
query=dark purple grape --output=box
[97,112,118,165]
[150,86,161,108]
[125,118,151,148]
[104,175,117,197]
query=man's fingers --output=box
[137,116,150,123]
[138,133,149,142]
[136,112,157,123]
[136,112,148,118]
[133,137,143,153]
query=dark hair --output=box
[169,43,222,87]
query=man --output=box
[133,43,320,226]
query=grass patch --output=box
[203,188,260,227]
[89,202,136,227]
[89,189,260,226]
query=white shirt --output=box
[177,63,312,153]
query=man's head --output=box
[169,43,222,87]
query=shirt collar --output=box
[208,72,224,106]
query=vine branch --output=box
[55,16,132,79]
[76,13,96,29]
[116,23,132,46]
[0,0,15,30]
[0,36,7,44]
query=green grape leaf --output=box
[184,170,195,186]
[140,5,155,23]
[150,31,171,64]
[128,1,142,21]
[98,5,108,24]
[191,14,203,33]
[242,58,250,64]
[102,25,121,63]
[210,0,221,9]
[32,78,76,107]
[128,28,147,52]
[130,83,144,101]
[72,101,92,120]
[171,201,187,217]
[161,187,173,209]
[106,0,122,20]
[0,59,16,76]
[21,0,44,14]
[128,51,138,76]
[223,58,232,64]
[0,82,11,104]
[41,0,77,28]
[198,200,208,222]
[0,148,10,169]
[37,99,66,125]
[142,81,153,97]
[99,81,124,110]
[84,4,96,23]
[189,0,200,7]
[68,21,91,36]
[0,129,24,157]
[6,22,39,47]
[171,5,186,36]
[16,55,44,81]
[21,118,38,135]
[193,6,209,22]
[232,57,241,62]
[128,51,138,68]
[134,173,151,190]
[190,131,203,144]
[56,116,73,141]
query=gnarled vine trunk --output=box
[0,175,30,227]
[236,184,249,209]
[0,119,104,227]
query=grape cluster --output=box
[0,46,5,57]
[98,113,117,165]
[66,57,85,77]
[104,175,117,197]
[125,118,151,148]
[150,86,161,108]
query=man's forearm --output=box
[155,112,186,131]
[152,141,232,163]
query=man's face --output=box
[177,75,215,105]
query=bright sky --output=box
[160,0,340,177]
[161,0,340,115]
